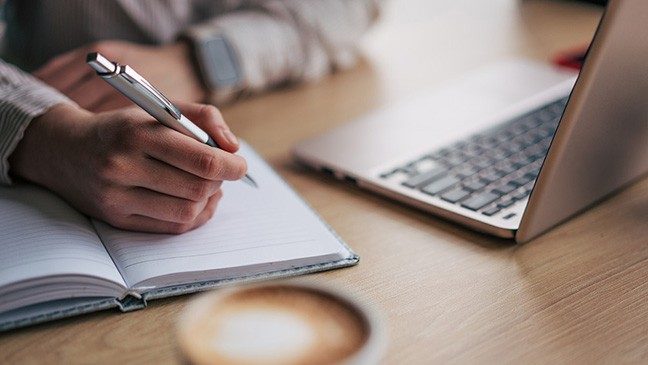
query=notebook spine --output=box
[116,292,147,312]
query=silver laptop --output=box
[292,0,648,243]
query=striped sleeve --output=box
[184,0,381,103]
[0,59,73,185]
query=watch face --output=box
[204,36,240,87]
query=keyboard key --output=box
[493,183,517,195]
[521,149,541,162]
[463,179,486,192]
[509,154,532,168]
[485,148,510,161]
[461,192,500,211]
[426,151,444,160]
[510,174,533,187]
[501,141,525,154]
[421,175,460,195]
[415,158,440,172]
[494,161,517,176]
[401,166,447,188]
[454,164,478,178]
[380,170,394,178]
[510,124,528,135]
[497,198,515,208]
[523,145,545,160]
[468,156,494,169]
[503,212,518,220]
[442,152,467,167]
[478,137,499,149]
[525,166,541,179]
[538,109,557,123]
[440,188,470,203]
[521,116,542,129]
[380,169,410,183]
[526,129,544,141]
[478,168,503,184]
[522,181,535,192]
[547,101,564,116]
[482,206,501,216]
[537,126,555,138]
[403,163,419,175]
[494,131,514,143]
[512,190,530,201]
[539,138,552,150]
[463,144,485,156]
[433,148,450,158]
[516,134,537,148]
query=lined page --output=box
[0,185,126,291]
[94,143,351,288]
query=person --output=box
[0,0,380,233]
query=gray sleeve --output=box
[185,0,382,103]
[0,59,73,185]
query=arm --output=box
[32,0,381,110]
[0,59,72,184]
[184,0,382,103]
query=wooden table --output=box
[3,1,647,363]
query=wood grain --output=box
[2,1,647,363]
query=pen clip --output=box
[120,65,182,120]
[87,52,182,120]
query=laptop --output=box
[292,0,648,243]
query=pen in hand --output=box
[86,52,257,188]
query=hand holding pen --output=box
[86,52,256,188]
[10,53,252,235]
[11,99,248,234]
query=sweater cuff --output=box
[0,83,72,185]
[182,23,245,105]
[183,11,305,105]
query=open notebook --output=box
[0,143,357,331]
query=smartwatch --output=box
[183,28,244,104]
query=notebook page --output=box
[0,185,126,291]
[94,143,351,288]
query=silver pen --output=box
[86,52,257,188]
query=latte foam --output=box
[178,285,369,365]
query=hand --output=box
[9,101,245,234]
[33,40,206,112]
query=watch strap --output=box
[182,26,245,104]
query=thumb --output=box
[174,101,239,153]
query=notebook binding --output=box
[115,293,147,312]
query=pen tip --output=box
[243,175,258,188]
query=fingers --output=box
[88,92,133,113]
[143,124,247,181]
[175,101,239,153]
[66,77,120,110]
[86,104,246,234]
[34,48,95,93]
[122,187,220,224]
[132,157,223,201]
[113,191,221,234]
[33,47,85,80]
[34,41,130,112]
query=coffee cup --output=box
[176,281,386,365]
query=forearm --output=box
[184,0,382,103]
[0,59,74,184]
[8,104,91,191]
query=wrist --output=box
[181,28,244,104]
[163,42,208,102]
[9,103,93,190]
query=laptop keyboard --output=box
[380,97,568,218]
